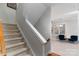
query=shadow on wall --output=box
[35,7,51,40]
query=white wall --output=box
[21,3,47,25]
[0,3,16,24]
[35,7,51,40]
[64,15,78,38]
[17,3,51,40]
[78,13,79,41]
[65,15,78,38]
[16,3,50,40]
[51,3,78,38]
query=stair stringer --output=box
[16,22,35,56]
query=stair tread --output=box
[4,33,20,36]
[3,23,31,56]
[6,42,25,48]
[4,30,19,32]
[5,37,22,41]
[2,23,17,26]
[17,53,31,56]
[7,48,27,56]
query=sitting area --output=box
[59,35,78,42]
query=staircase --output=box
[3,23,31,56]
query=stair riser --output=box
[2,24,31,56]
[4,32,20,35]
[4,34,21,36]
[6,39,23,45]
[3,24,17,27]
[7,44,25,53]
[3,28,18,31]
[3,25,17,28]
[4,30,19,32]
[5,37,23,42]
[7,48,27,56]
[17,48,32,56]
[4,34,21,39]
[16,51,28,56]
[14,50,27,56]
[3,30,19,32]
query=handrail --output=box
[25,19,47,44]
[0,21,6,56]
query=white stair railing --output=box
[16,17,50,56]
[16,4,50,55]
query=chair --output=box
[59,35,65,40]
[68,35,78,42]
